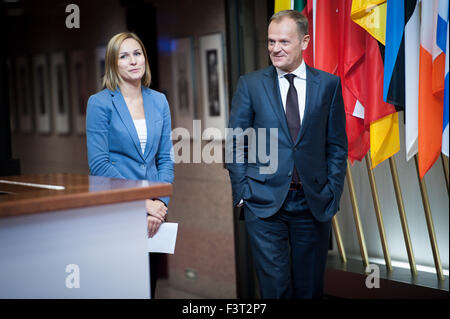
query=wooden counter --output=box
[0,173,172,218]
[0,173,173,299]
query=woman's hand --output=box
[147,215,162,238]
[145,199,167,222]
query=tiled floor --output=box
[154,279,207,299]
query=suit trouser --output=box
[149,252,161,298]
[244,189,331,299]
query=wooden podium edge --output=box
[0,183,172,218]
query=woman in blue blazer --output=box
[86,32,174,297]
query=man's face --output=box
[268,17,310,72]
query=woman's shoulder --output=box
[88,88,114,104]
[86,89,116,117]
[142,87,168,104]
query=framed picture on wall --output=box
[50,52,71,135]
[6,58,17,133]
[171,37,195,134]
[32,54,52,134]
[15,56,33,133]
[70,51,88,135]
[199,33,228,138]
[95,46,106,91]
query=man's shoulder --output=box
[307,65,340,83]
[241,66,275,82]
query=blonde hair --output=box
[102,32,151,90]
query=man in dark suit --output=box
[226,10,348,299]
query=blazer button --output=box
[288,171,292,177]
[141,164,146,169]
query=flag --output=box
[351,0,400,168]
[310,0,371,163]
[314,0,339,75]
[404,0,420,161]
[366,35,400,168]
[418,0,445,179]
[293,0,370,163]
[383,0,405,109]
[274,0,306,12]
[433,0,447,97]
[314,0,380,163]
[337,0,370,163]
[351,0,387,44]
[437,0,449,157]
[274,0,291,12]
[383,0,419,162]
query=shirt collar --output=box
[276,60,306,80]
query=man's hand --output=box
[145,199,167,223]
[147,215,162,238]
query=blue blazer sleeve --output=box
[86,94,125,179]
[155,94,174,206]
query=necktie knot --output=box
[285,73,296,85]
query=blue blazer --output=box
[86,86,174,206]
[227,65,348,222]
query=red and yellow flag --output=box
[351,0,400,168]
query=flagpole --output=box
[414,155,444,280]
[346,160,369,267]
[365,154,392,271]
[332,215,347,263]
[442,154,449,195]
[388,157,417,276]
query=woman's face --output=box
[117,38,146,84]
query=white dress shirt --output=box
[133,118,147,154]
[276,60,307,125]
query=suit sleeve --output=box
[226,76,254,207]
[86,95,125,179]
[326,78,348,202]
[154,94,174,206]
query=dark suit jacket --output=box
[226,64,348,222]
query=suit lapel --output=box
[111,88,145,160]
[262,66,291,140]
[296,65,320,145]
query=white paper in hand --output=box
[147,222,178,254]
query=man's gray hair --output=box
[270,10,309,37]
